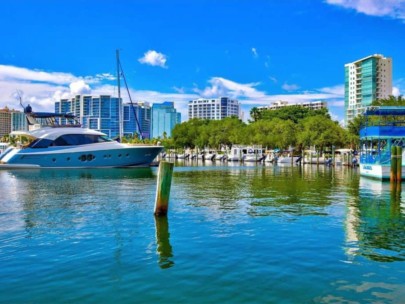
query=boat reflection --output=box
[4,167,155,180]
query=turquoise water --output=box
[0,162,404,303]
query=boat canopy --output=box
[363,106,405,116]
[360,106,405,139]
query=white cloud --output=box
[269,76,278,84]
[251,48,258,58]
[138,50,168,68]
[392,86,401,96]
[194,77,264,100]
[0,64,347,122]
[326,0,405,20]
[70,80,91,95]
[173,86,185,94]
[282,83,300,92]
[0,64,105,112]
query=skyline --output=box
[0,0,404,124]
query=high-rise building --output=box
[188,97,241,120]
[0,107,12,138]
[123,102,151,139]
[55,95,121,138]
[11,111,27,132]
[345,54,392,125]
[0,108,27,137]
[151,102,181,139]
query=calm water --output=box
[0,161,404,303]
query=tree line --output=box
[166,106,348,153]
[162,95,403,153]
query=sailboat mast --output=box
[116,49,123,140]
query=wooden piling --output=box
[154,161,174,216]
[396,146,402,182]
[391,146,397,183]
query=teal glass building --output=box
[344,54,392,125]
[151,102,181,139]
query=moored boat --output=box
[0,110,163,169]
[243,146,265,162]
[359,106,405,179]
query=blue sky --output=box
[0,0,404,124]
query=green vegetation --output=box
[371,95,405,106]
[170,107,349,153]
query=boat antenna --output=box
[116,50,123,141]
[16,90,24,109]
[116,50,143,140]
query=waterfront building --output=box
[0,107,12,138]
[259,100,327,111]
[0,107,27,137]
[123,102,151,139]
[188,97,241,120]
[55,95,121,138]
[345,54,392,125]
[151,102,181,138]
[11,111,28,132]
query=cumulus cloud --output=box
[326,0,405,20]
[0,63,348,122]
[138,50,168,68]
[282,83,300,91]
[69,80,91,95]
[392,86,401,96]
[0,64,106,111]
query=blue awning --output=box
[363,106,405,116]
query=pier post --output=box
[396,146,402,182]
[154,161,174,216]
[391,146,397,183]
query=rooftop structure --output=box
[259,100,327,111]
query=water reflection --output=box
[345,178,405,262]
[154,216,174,269]
[0,168,156,236]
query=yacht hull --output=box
[0,145,163,168]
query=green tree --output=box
[259,106,330,123]
[372,95,405,106]
[298,115,346,152]
[249,107,262,122]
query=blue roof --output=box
[360,125,405,138]
[363,106,405,116]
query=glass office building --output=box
[55,95,121,138]
[123,102,151,139]
[151,102,181,139]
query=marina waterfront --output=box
[0,162,404,303]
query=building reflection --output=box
[344,178,404,262]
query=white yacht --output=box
[0,111,163,169]
[0,143,9,155]
[227,146,244,161]
[243,146,265,162]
